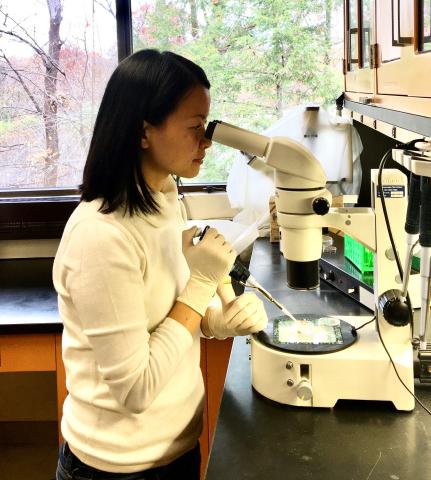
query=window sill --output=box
[0,196,79,240]
[0,184,232,239]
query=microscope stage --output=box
[256,314,357,354]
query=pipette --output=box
[195,225,298,323]
[229,258,298,322]
[245,275,297,321]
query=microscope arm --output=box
[206,120,327,188]
[276,207,376,253]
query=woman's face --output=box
[141,85,212,191]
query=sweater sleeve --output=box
[62,218,193,414]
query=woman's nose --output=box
[201,135,212,149]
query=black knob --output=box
[378,290,410,327]
[312,197,330,216]
[323,270,335,281]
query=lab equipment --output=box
[206,120,333,291]
[196,226,297,322]
[392,141,431,382]
[205,120,429,410]
[229,256,297,322]
[225,106,363,232]
[188,219,260,257]
[264,314,357,353]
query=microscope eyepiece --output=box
[204,120,220,141]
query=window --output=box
[347,0,373,70]
[0,0,118,190]
[1,1,344,237]
[1,1,344,189]
[347,0,359,70]
[361,0,372,68]
[131,0,344,183]
[392,0,414,45]
[378,0,401,62]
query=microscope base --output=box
[250,316,415,411]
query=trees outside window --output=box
[0,0,117,189]
[0,0,343,189]
[132,0,344,183]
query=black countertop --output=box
[206,238,431,480]
[0,258,61,334]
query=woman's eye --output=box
[193,125,203,130]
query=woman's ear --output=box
[141,121,151,149]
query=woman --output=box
[54,49,267,480]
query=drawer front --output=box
[0,334,56,372]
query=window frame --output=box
[0,0,225,241]
[346,0,360,71]
[392,0,414,46]
[346,0,372,70]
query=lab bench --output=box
[0,257,231,477]
[0,259,66,446]
[205,238,431,480]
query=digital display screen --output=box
[273,317,343,345]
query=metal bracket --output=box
[370,44,378,69]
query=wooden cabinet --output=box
[376,0,431,97]
[0,333,66,443]
[199,337,233,479]
[0,334,56,372]
[54,334,232,477]
[0,331,232,479]
[344,0,431,116]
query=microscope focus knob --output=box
[312,197,330,216]
[378,290,410,327]
[297,379,313,401]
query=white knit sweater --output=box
[53,177,204,473]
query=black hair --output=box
[80,49,210,215]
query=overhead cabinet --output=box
[345,0,375,93]
[344,0,431,116]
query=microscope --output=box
[205,120,430,411]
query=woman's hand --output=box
[204,292,268,339]
[177,227,237,317]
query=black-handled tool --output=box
[197,225,297,320]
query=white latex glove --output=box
[177,227,237,316]
[206,292,268,339]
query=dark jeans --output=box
[56,442,201,480]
